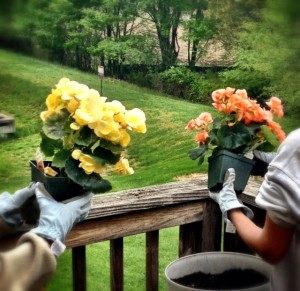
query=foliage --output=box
[182,0,218,67]
[220,68,272,103]
[186,87,286,165]
[39,77,146,193]
[158,66,222,104]
[223,0,300,115]
[2,0,275,78]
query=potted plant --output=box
[186,87,285,193]
[165,252,271,291]
[31,77,146,201]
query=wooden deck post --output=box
[146,230,159,291]
[110,238,124,291]
[72,246,87,291]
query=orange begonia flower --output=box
[267,97,284,118]
[195,130,209,144]
[267,120,286,142]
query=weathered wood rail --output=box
[0,113,15,135]
[65,176,265,291]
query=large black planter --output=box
[208,150,255,194]
[165,252,270,291]
[30,160,86,202]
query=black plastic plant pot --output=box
[208,150,255,194]
[250,155,269,177]
[30,160,86,202]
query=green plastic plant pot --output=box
[30,160,86,202]
[208,150,255,193]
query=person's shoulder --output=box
[287,128,300,139]
[282,128,300,150]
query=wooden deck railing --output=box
[65,176,265,291]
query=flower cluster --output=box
[186,87,285,164]
[39,78,146,193]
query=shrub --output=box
[124,66,273,107]
[159,66,222,104]
[219,68,272,104]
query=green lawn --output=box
[0,49,298,290]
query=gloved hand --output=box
[0,183,39,231]
[209,168,254,223]
[253,150,277,164]
[30,183,93,243]
[251,150,277,176]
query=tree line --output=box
[1,0,264,74]
[1,0,299,115]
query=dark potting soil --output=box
[173,268,269,290]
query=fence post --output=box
[146,230,159,291]
[110,238,124,291]
[72,246,87,291]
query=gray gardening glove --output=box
[209,168,254,223]
[253,150,277,164]
[31,182,93,243]
[0,183,39,235]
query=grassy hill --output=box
[0,49,298,290]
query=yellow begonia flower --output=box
[46,93,61,110]
[119,129,131,147]
[106,100,125,114]
[72,149,82,160]
[72,149,105,175]
[92,110,118,135]
[70,122,81,130]
[74,95,105,126]
[114,112,127,128]
[87,89,103,100]
[67,98,80,114]
[79,155,96,175]
[44,166,59,177]
[114,157,134,175]
[40,111,50,121]
[74,84,90,100]
[57,80,79,101]
[125,108,146,131]
[56,77,71,88]
[134,123,147,134]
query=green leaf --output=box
[65,158,112,193]
[212,117,222,129]
[42,110,70,140]
[52,149,71,168]
[218,124,252,150]
[209,129,219,146]
[188,144,208,165]
[197,154,205,165]
[246,122,262,135]
[76,126,98,146]
[261,125,280,148]
[100,139,122,153]
[91,146,120,165]
[257,141,276,152]
[40,131,63,157]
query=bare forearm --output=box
[229,209,263,254]
[229,209,295,264]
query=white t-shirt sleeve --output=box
[255,129,300,228]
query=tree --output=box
[182,0,217,67]
[182,0,267,67]
[75,0,159,76]
[139,0,189,69]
